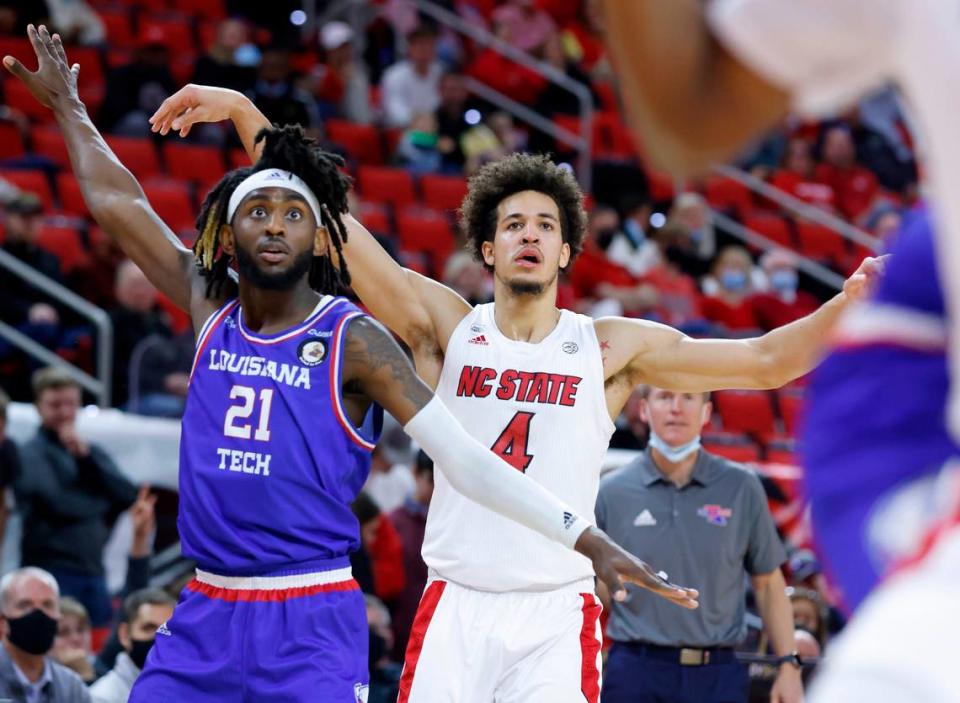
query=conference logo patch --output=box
[697,504,733,526]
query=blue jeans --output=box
[601,642,749,703]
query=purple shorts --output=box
[129,565,369,702]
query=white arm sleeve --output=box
[404,397,591,549]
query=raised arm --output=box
[342,314,699,608]
[600,0,789,175]
[153,84,472,384]
[600,258,883,394]
[2,26,200,312]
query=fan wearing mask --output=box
[701,246,762,334]
[0,567,91,702]
[89,589,176,703]
[751,249,819,332]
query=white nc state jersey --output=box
[708,0,960,435]
[423,303,615,592]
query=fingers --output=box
[137,484,151,501]
[2,56,28,80]
[51,32,68,65]
[598,566,627,602]
[37,24,57,61]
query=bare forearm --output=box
[755,575,796,657]
[228,92,271,161]
[752,293,849,386]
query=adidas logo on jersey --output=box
[563,511,576,529]
[633,509,657,527]
[468,334,489,345]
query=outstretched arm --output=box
[343,315,699,608]
[152,85,472,384]
[2,26,200,313]
[600,0,789,175]
[600,257,884,392]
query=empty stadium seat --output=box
[55,173,87,217]
[356,201,391,237]
[0,37,32,65]
[0,170,54,211]
[743,214,794,249]
[143,181,196,233]
[100,9,136,49]
[105,137,161,181]
[795,221,848,264]
[704,175,755,218]
[3,80,56,123]
[37,223,87,272]
[0,121,25,161]
[713,390,778,436]
[358,166,416,209]
[420,174,468,212]
[646,170,677,202]
[395,207,455,273]
[777,391,804,435]
[138,17,197,54]
[30,125,71,169]
[163,142,226,188]
[703,440,761,463]
[326,120,384,165]
[68,46,105,90]
[173,0,226,20]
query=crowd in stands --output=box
[0,0,923,699]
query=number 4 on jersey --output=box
[491,411,535,472]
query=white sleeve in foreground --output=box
[403,397,591,549]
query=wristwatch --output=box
[777,651,803,670]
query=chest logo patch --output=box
[633,509,657,527]
[562,341,579,354]
[297,338,327,366]
[698,504,733,526]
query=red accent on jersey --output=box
[468,334,489,345]
[456,365,582,405]
[490,411,535,471]
[185,577,359,602]
[398,580,447,702]
[579,593,602,703]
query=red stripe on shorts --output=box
[580,593,602,703]
[398,580,446,703]
[185,578,359,602]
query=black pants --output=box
[601,642,749,703]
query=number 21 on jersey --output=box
[491,411,535,472]
[224,385,274,441]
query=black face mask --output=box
[128,637,155,670]
[6,609,58,655]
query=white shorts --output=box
[809,524,960,703]
[397,578,603,703]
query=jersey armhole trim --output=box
[190,299,240,379]
[329,311,378,451]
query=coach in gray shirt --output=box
[596,386,801,703]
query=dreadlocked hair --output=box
[193,124,353,298]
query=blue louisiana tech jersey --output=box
[803,207,958,611]
[179,295,383,575]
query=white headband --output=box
[226,169,324,225]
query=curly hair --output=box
[193,125,352,298]
[459,153,587,271]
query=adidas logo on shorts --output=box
[468,335,489,345]
[156,622,172,637]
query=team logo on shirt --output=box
[297,339,327,366]
[697,504,733,526]
[470,324,484,333]
[561,341,579,354]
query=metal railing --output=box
[0,247,112,406]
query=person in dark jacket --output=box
[14,368,138,630]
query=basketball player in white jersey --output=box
[149,86,878,701]
[603,2,960,700]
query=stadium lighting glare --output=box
[650,212,666,228]
[290,10,307,26]
[464,109,481,125]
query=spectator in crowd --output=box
[251,47,319,132]
[45,0,105,46]
[460,111,526,175]
[89,588,175,703]
[610,386,649,451]
[191,18,257,95]
[313,21,373,124]
[815,124,879,221]
[126,330,193,417]
[99,26,176,136]
[396,112,445,174]
[701,246,762,334]
[14,367,139,632]
[642,226,706,330]
[51,597,96,684]
[606,197,662,277]
[0,567,91,702]
[387,450,433,660]
[466,26,545,107]
[363,421,414,514]
[491,0,557,53]
[0,0,45,35]
[442,251,493,306]
[770,138,837,212]
[350,491,404,603]
[596,386,801,703]
[668,192,718,265]
[109,260,173,408]
[434,71,472,171]
[350,491,380,595]
[0,193,62,328]
[750,249,819,332]
[0,388,19,564]
[381,26,443,128]
[533,33,597,119]
[786,586,828,650]
[365,594,401,703]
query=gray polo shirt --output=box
[0,643,90,703]
[595,448,786,647]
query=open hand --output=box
[2,25,79,110]
[842,255,886,302]
[130,484,157,557]
[576,526,699,609]
[149,83,246,138]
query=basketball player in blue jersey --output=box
[4,27,701,702]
